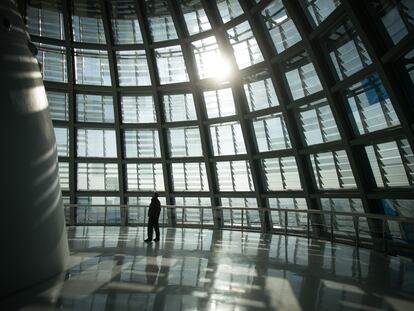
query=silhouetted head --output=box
[153,192,159,199]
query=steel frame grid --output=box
[21,0,414,236]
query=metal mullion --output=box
[283,0,382,239]
[245,105,283,120]
[43,81,72,91]
[350,127,405,147]
[329,197,337,234]
[75,122,115,129]
[313,154,322,190]
[278,157,287,190]
[166,0,221,228]
[29,35,66,47]
[134,0,174,225]
[99,0,126,225]
[203,115,240,125]
[210,154,250,162]
[239,0,318,232]
[62,0,77,225]
[367,190,414,200]
[202,0,271,231]
[381,32,414,63]
[280,114,290,149]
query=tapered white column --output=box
[0,0,69,297]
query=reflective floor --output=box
[2,227,414,310]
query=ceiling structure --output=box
[22,0,414,236]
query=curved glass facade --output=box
[25,0,414,234]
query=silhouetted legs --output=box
[147,217,160,241]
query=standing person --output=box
[144,192,161,243]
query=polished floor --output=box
[2,226,414,310]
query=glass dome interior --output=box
[23,0,414,234]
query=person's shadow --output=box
[145,242,160,286]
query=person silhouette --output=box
[144,192,161,243]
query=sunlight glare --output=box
[202,51,232,81]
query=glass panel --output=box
[77,129,117,158]
[27,0,64,39]
[381,199,414,241]
[116,50,151,86]
[321,198,369,237]
[210,122,246,156]
[174,196,212,225]
[192,36,231,80]
[262,157,302,190]
[126,163,165,191]
[227,21,264,69]
[168,127,203,157]
[372,0,414,45]
[203,88,236,118]
[216,161,254,191]
[301,0,341,27]
[310,150,357,189]
[110,0,143,44]
[76,94,114,123]
[253,113,291,152]
[284,52,323,100]
[77,163,119,191]
[72,0,106,43]
[217,0,244,23]
[155,46,189,84]
[163,93,197,122]
[171,162,209,191]
[326,20,372,80]
[47,90,69,121]
[124,129,161,158]
[181,0,211,35]
[128,196,167,225]
[145,0,178,42]
[58,161,69,190]
[262,0,302,53]
[297,98,341,146]
[365,139,414,188]
[243,72,279,111]
[75,49,111,86]
[268,198,308,230]
[77,197,121,225]
[54,127,69,156]
[345,74,400,135]
[221,197,260,228]
[35,43,67,82]
[121,96,156,123]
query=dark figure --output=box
[144,192,161,243]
